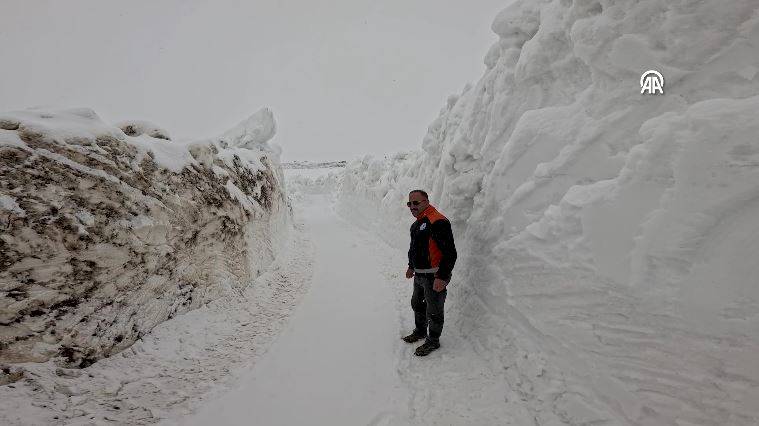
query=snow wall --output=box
[0,107,289,370]
[338,0,759,424]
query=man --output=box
[402,189,457,356]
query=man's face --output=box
[408,192,429,218]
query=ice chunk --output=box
[221,107,277,150]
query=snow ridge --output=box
[0,107,289,372]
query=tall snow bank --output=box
[339,1,759,424]
[0,107,288,369]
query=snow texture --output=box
[220,108,277,152]
[2,1,759,425]
[0,225,312,424]
[282,160,347,169]
[115,120,171,141]
[182,192,407,426]
[0,106,290,374]
[284,167,343,202]
[337,1,759,424]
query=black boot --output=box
[414,339,440,356]
[401,331,427,343]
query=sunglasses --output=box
[406,201,423,207]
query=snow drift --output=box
[338,0,759,424]
[0,107,289,371]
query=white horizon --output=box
[0,0,511,162]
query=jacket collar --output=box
[416,204,438,221]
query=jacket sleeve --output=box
[431,219,457,281]
[408,224,414,268]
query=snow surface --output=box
[3,0,759,425]
[0,194,25,216]
[182,193,409,426]
[185,169,588,426]
[221,108,277,152]
[115,120,171,141]
[1,108,197,172]
[0,106,289,371]
[0,219,312,424]
[284,167,342,201]
[332,0,759,424]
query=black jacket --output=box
[408,205,457,282]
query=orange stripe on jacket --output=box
[428,238,442,268]
[419,206,446,224]
[418,205,447,268]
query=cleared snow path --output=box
[2,189,616,425]
[183,194,411,426]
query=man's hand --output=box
[433,278,447,292]
[405,267,414,279]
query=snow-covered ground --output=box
[332,0,759,424]
[4,154,759,424]
[285,166,343,200]
[3,0,759,425]
[6,171,517,425]
[0,223,312,424]
[181,191,408,426]
[180,172,544,426]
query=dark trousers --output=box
[410,273,447,342]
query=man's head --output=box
[407,189,429,218]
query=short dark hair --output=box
[409,189,428,199]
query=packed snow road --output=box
[179,191,525,425]
[179,190,530,425]
[183,193,410,425]
[0,188,517,425]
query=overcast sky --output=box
[0,1,507,161]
